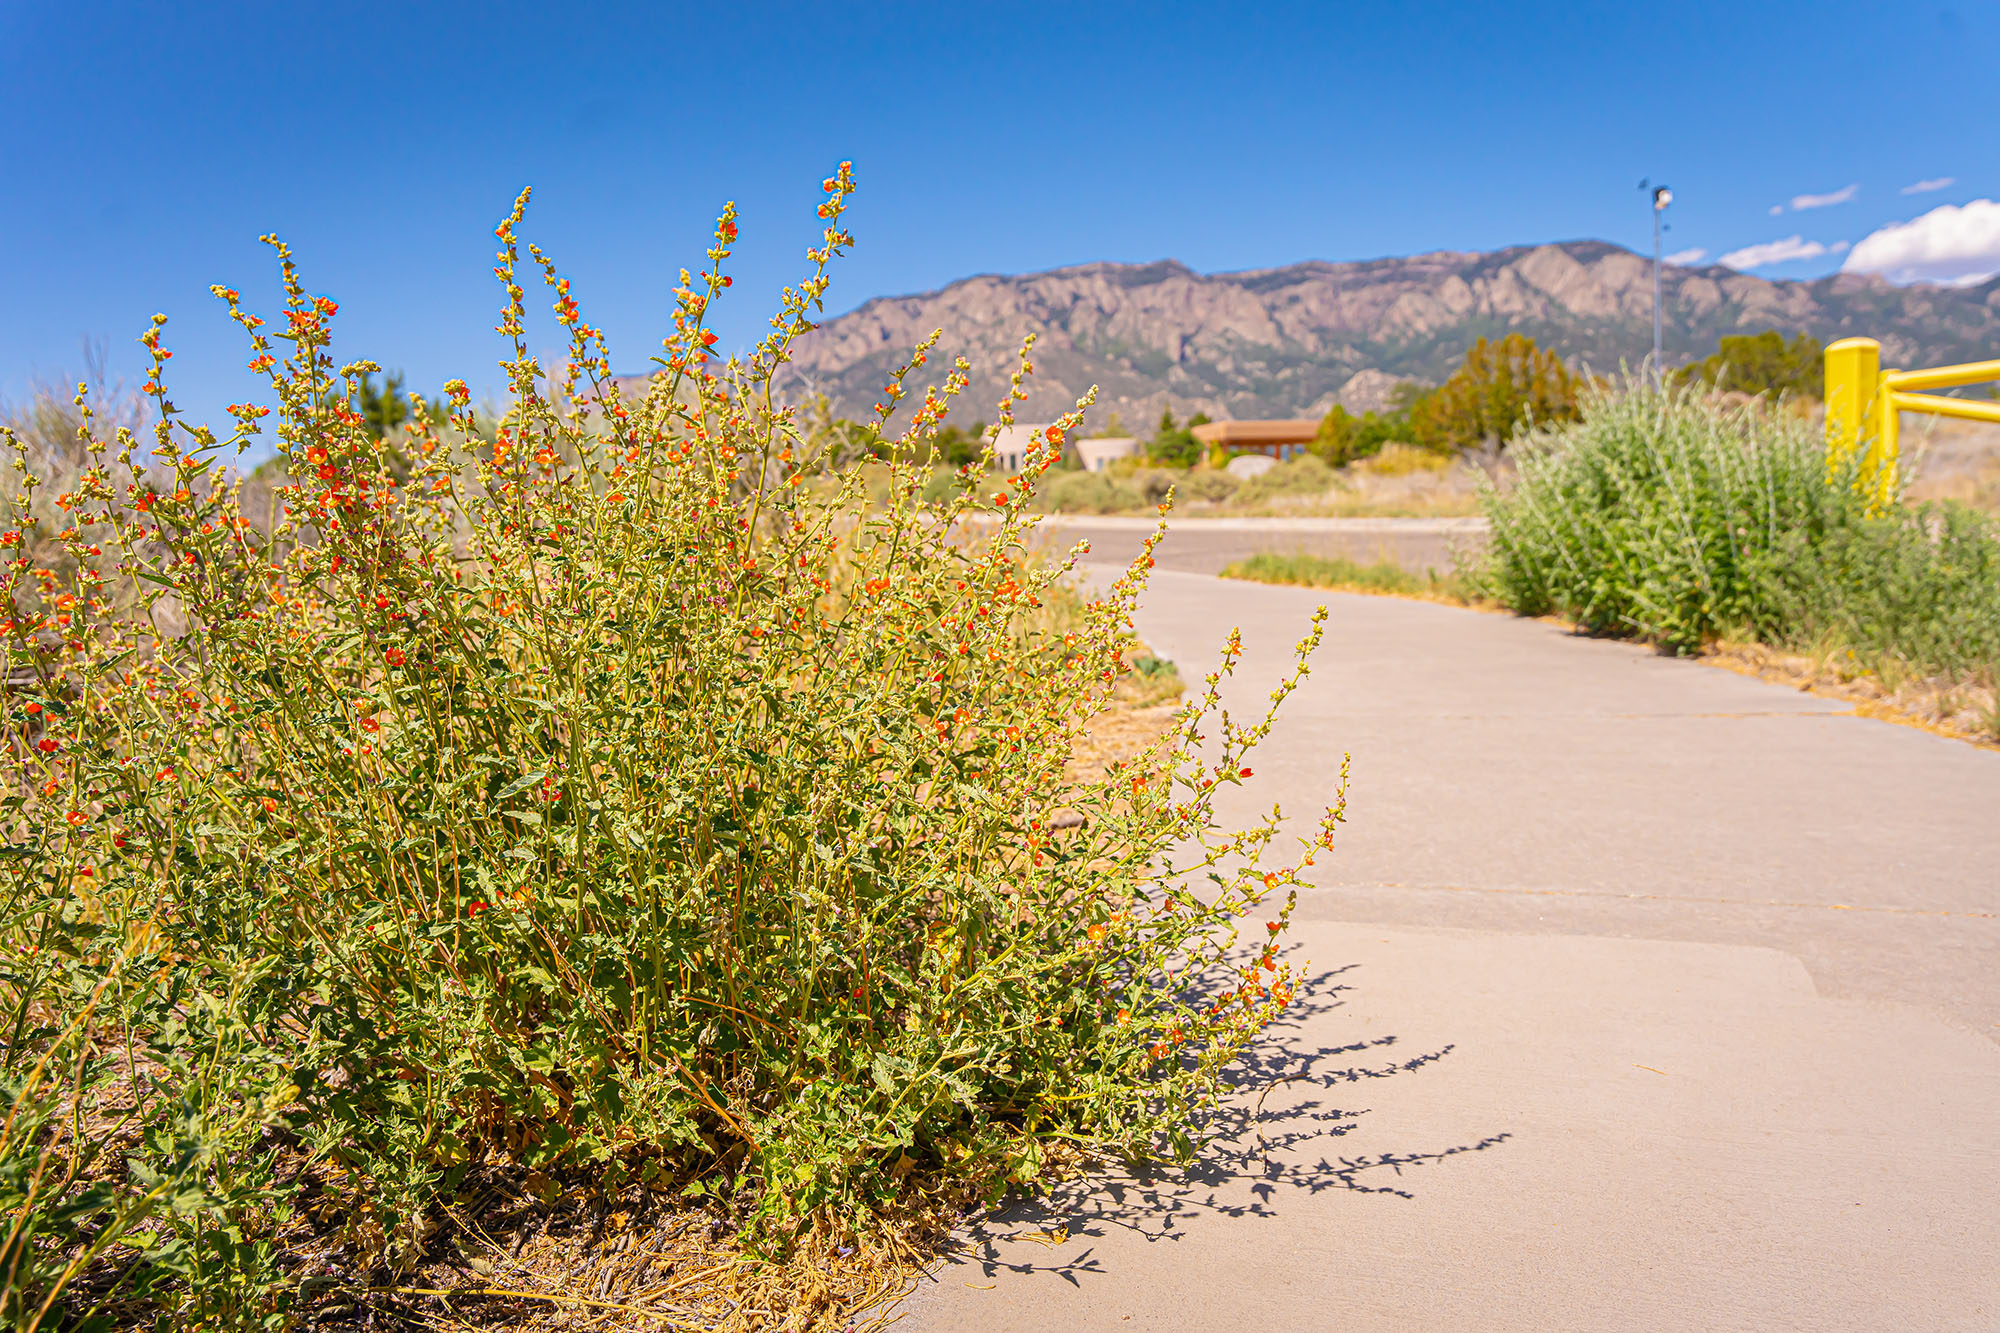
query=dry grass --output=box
[1219,552,1480,605]
[303,1180,956,1332]
[1900,415,2000,516]
[1701,640,1999,748]
[1224,549,2000,750]
[1202,456,1487,519]
[1253,488,1485,519]
[1032,452,1493,519]
[1352,442,1452,477]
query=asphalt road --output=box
[900,567,2000,1331]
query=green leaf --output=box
[495,771,546,800]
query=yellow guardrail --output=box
[1825,337,2000,510]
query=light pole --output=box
[1641,181,1672,382]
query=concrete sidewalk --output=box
[902,570,2000,1330]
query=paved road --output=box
[1021,514,1489,576]
[903,568,2000,1331]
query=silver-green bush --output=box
[1478,381,2000,690]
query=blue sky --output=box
[3,0,1997,434]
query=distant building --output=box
[991,423,1050,473]
[1190,419,1320,460]
[1075,436,1138,471]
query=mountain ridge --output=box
[773,240,2000,426]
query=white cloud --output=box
[1901,177,1956,195]
[1790,184,1858,210]
[1843,198,2000,284]
[1663,248,1707,266]
[1768,204,1783,216]
[1719,235,1830,269]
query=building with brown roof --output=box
[1189,419,1320,460]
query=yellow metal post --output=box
[1823,337,1894,508]
[1825,343,2000,512]
[1868,374,1898,510]
[1823,336,1878,466]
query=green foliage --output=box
[0,953,304,1332]
[1410,334,1583,453]
[1674,330,1824,399]
[926,420,986,467]
[356,369,411,438]
[1478,380,2000,691]
[1,173,1335,1319]
[1146,409,1206,467]
[1309,402,1420,466]
[353,370,453,441]
[1220,551,1468,599]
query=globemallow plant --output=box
[1,164,1341,1324]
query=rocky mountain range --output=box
[776,241,2000,427]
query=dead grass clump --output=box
[1701,640,1999,747]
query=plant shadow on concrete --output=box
[917,954,1509,1291]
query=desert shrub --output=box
[1478,380,2000,685]
[1178,469,1240,502]
[1129,467,1180,504]
[1354,442,1452,477]
[1239,456,1336,502]
[1034,469,1144,513]
[1,168,1336,1320]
